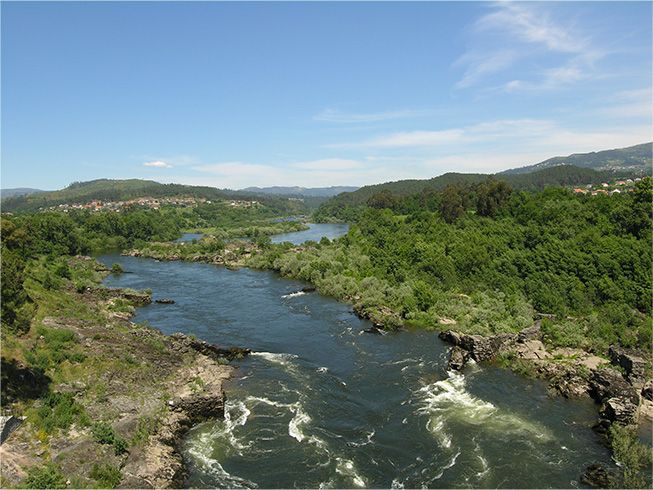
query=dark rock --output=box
[590,368,640,425]
[600,397,639,425]
[155,298,175,304]
[608,346,648,387]
[363,324,386,335]
[642,380,653,401]
[581,463,613,488]
[590,368,638,402]
[0,415,23,444]
[301,287,316,293]
[170,333,250,361]
[447,346,470,371]
[438,330,463,346]
[517,321,541,343]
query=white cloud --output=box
[455,3,604,91]
[455,50,519,89]
[327,118,651,167]
[143,160,173,168]
[314,108,431,123]
[330,119,552,149]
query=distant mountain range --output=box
[240,186,358,197]
[2,143,649,213]
[0,179,312,213]
[501,142,652,175]
[0,187,47,199]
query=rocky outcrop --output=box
[590,368,640,428]
[155,298,175,304]
[84,286,152,305]
[439,322,547,368]
[581,463,614,488]
[0,416,23,445]
[447,346,470,371]
[642,380,653,401]
[120,355,234,488]
[169,333,250,362]
[608,346,648,387]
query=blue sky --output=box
[2,1,652,190]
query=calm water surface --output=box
[271,223,349,244]
[99,254,612,489]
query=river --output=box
[271,223,350,245]
[99,243,613,488]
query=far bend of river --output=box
[271,223,349,244]
[99,253,613,489]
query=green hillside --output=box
[0,179,317,214]
[501,142,652,174]
[316,165,625,219]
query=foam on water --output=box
[416,370,553,441]
[251,351,299,369]
[288,403,312,442]
[335,457,366,488]
[281,291,305,299]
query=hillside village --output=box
[573,177,645,196]
[45,197,261,213]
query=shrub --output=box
[29,392,88,435]
[92,422,128,455]
[22,462,66,489]
[609,423,653,488]
[90,463,122,488]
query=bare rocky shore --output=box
[1,282,247,488]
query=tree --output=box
[439,184,467,223]
[476,179,512,217]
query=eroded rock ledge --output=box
[438,324,651,430]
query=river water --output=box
[271,223,349,245]
[98,223,613,489]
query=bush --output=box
[29,392,88,435]
[90,463,122,488]
[609,423,653,488]
[92,422,128,455]
[110,263,124,274]
[22,462,66,488]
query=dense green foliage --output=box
[92,422,128,455]
[253,179,652,351]
[89,463,122,489]
[315,165,646,221]
[608,423,653,488]
[22,462,67,489]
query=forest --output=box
[251,178,653,353]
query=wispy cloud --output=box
[330,119,552,149]
[143,160,173,168]
[328,118,651,155]
[455,2,604,92]
[598,88,653,119]
[314,108,431,123]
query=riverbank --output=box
[122,238,652,486]
[0,256,245,488]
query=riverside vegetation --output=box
[1,177,652,487]
[126,177,653,487]
[0,201,298,487]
